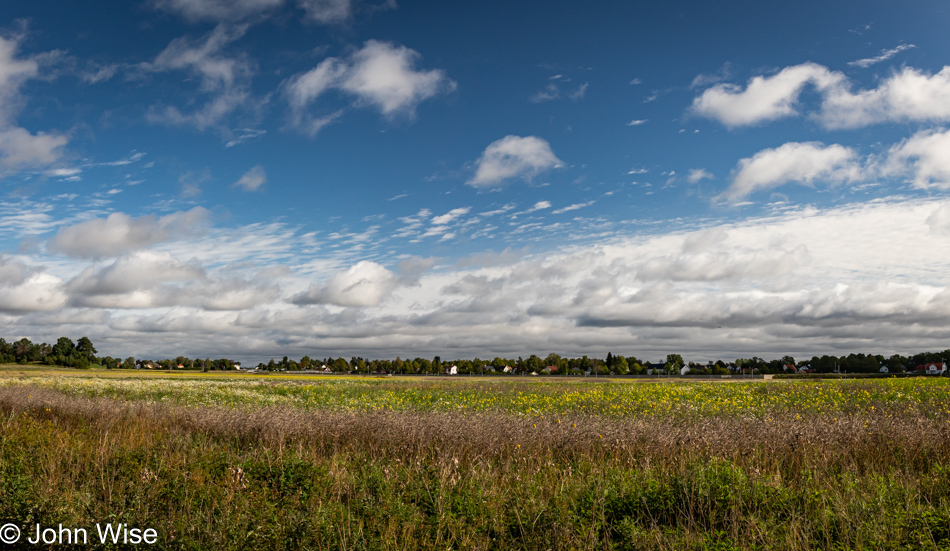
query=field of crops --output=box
[4,374,950,418]
[1,371,950,550]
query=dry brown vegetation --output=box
[1,383,950,549]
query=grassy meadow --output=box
[1,368,950,550]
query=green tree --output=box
[52,337,75,359]
[665,354,684,374]
[614,356,630,375]
[14,338,34,363]
[76,337,97,361]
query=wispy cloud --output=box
[848,44,916,68]
[552,201,594,214]
[233,165,266,191]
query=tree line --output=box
[256,350,950,375]
[0,336,98,368]
[0,337,238,371]
[4,335,949,375]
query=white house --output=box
[926,362,947,374]
[446,365,458,375]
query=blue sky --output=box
[2,0,950,363]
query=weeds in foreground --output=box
[0,384,949,550]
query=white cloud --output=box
[694,61,950,130]
[47,207,210,259]
[291,261,397,306]
[552,201,594,214]
[467,135,563,188]
[529,83,559,103]
[285,40,455,131]
[153,0,284,22]
[0,127,68,170]
[690,63,733,89]
[687,168,714,184]
[144,25,254,132]
[431,207,471,225]
[0,35,39,123]
[150,25,249,91]
[568,82,588,100]
[11,197,950,362]
[691,63,845,127]
[848,44,916,69]
[0,272,66,313]
[225,128,266,147]
[530,76,587,103]
[233,164,266,191]
[68,251,204,298]
[721,142,862,202]
[818,66,950,129]
[65,251,280,310]
[527,201,551,213]
[627,119,648,126]
[0,34,68,170]
[885,128,950,189]
[338,40,454,115]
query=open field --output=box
[1,369,950,550]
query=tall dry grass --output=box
[1,384,949,550]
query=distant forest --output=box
[257,350,950,376]
[0,337,235,371]
[3,336,950,375]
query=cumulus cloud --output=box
[885,128,950,189]
[691,63,844,127]
[721,142,863,202]
[47,207,210,259]
[0,259,65,314]
[152,0,284,22]
[66,251,280,310]
[11,196,950,362]
[291,260,397,306]
[68,251,204,298]
[818,66,950,129]
[693,62,950,129]
[0,272,66,313]
[0,127,68,170]
[0,34,68,170]
[339,39,453,114]
[233,164,266,191]
[0,255,36,288]
[285,40,455,131]
[467,135,563,188]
